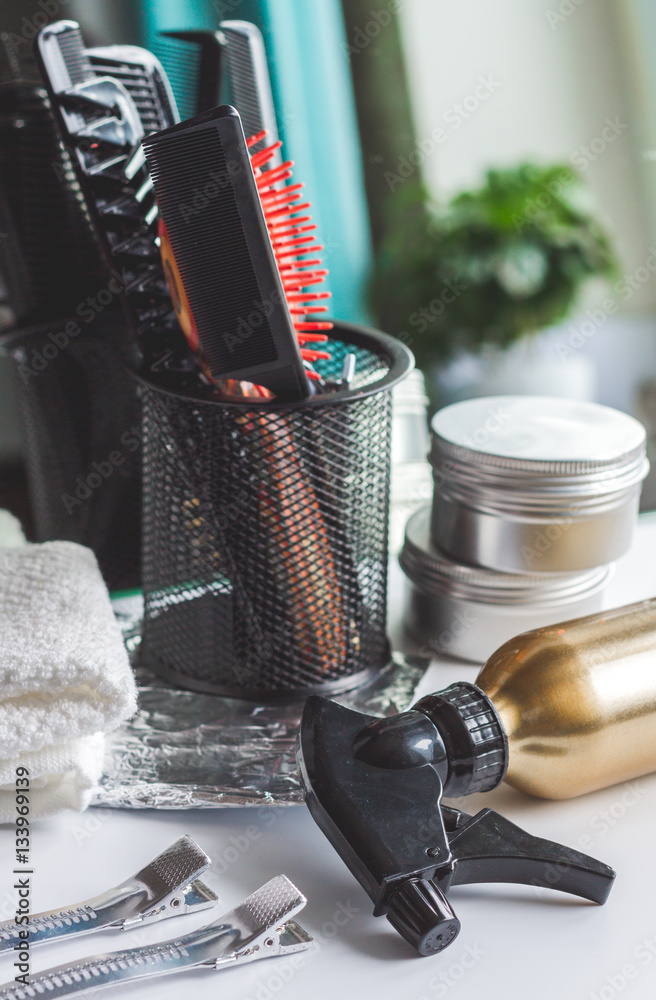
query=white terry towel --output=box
[0,539,137,821]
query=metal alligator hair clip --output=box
[0,875,312,1000]
[0,836,216,954]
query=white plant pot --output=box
[435,332,597,405]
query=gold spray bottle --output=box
[470,597,656,798]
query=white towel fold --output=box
[0,539,137,821]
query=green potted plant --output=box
[371,164,618,400]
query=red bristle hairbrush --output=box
[143,105,332,401]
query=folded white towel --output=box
[0,539,137,821]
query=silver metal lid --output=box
[400,506,612,605]
[431,395,647,477]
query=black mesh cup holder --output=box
[136,321,413,699]
[1,314,142,592]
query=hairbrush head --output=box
[143,105,333,400]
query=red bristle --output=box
[265,202,312,222]
[247,130,267,148]
[273,235,315,248]
[277,245,323,260]
[247,132,333,388]
[287,293,330,302]
[269,216,312,232]
[283,277,328,290]
[271,224,316,239]
[250,140,283,168]
[295,322,333,332]
[301,351,332,363]
[297,333,329,344]
[256,162,294,187]
[262,190,304,209]
[262,183,304,204]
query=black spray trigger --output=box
[296,695,616,958]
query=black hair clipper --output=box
[297,693,616,957]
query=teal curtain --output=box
[138,0,372,323]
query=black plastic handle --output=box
[446,808,616,904]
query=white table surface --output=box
[3,515,656,1000]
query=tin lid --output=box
[430,396,647,482]
[400,506,612,605]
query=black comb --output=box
[87,45,179,137]
[158,31,225,120]
[34,21,195,377]
[220,21,281,166]
[142,105,311,401]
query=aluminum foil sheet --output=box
[93,595,428,809]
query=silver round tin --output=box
[430,396,648,573]
[400,506,612,664]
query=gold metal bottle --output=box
[476,597,656,798]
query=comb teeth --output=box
[220,22,280,166]
[135,836,210,896]
[88,48,178,135]
[155,36,202,121]
[234,876,306,933]
[54,25,92,86]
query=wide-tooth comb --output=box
[142,105,312,401]
[87,45,179,136]
[34,20,191,365]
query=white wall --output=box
[397,0,656,312]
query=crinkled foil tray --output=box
[93,595,427,809]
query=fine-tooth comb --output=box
[0,875,311,1000]
[219,21,282,166]
[142,105,314,401]
[158,23,281,170]
[157,30,225,121]
[0,836,216,954]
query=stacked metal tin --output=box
[400,395,649,662]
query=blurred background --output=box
[2,0,656,530]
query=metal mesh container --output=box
[137,321,412,698]
[1,315,142,592]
